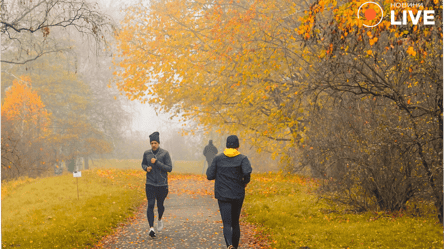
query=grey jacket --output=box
[203,143,218,162]
[141,147,173,186]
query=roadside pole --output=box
[73,171,81,199]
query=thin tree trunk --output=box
[83,156,89,170]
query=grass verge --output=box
[2,168,146,248]
[3,164,442,249]
[2,159,208,249]
[243,172,443,249]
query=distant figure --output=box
[141,131,173,238]
[203,140,218,172]
[206,135,253,249]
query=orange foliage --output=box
[1,76,51,132]
[298,0,441,58]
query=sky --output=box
[128,101,178,133]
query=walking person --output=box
[203,140,218,174]
[206,135,253,249]
[141,131,173,238]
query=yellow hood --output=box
[224,148,240,157]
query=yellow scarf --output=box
[224,148,240,157]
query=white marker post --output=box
[73,171,81,199]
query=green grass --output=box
[1,168,146,248]
[243,172,444,249]
[90,158,206,174]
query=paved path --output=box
[96,177,268,249]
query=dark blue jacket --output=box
[206,152,252,201]
[141,147,172,186]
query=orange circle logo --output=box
[357,2,384,27]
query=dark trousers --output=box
[218,198,244,248]
[145,184,168,227]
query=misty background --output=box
[1,0,278,180]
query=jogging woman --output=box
[206,135,253,249]
[141,131,173,238]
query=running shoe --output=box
[157,219,164,231]
[149,228,156,238]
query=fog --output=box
[0,0,279,181]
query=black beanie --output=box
[226,135,239,148]
[149,131,160,143]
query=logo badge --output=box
[357,2,384,27]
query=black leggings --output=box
[145,184,168,227]
[218,199,244,248]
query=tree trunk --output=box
[67,158,76,172]
[83,156,89,170]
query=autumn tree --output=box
[298,0,442,221]
[114,0,314,168]
[1,77,52,180]
[1,54,116,175]
[303,95,427,212]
